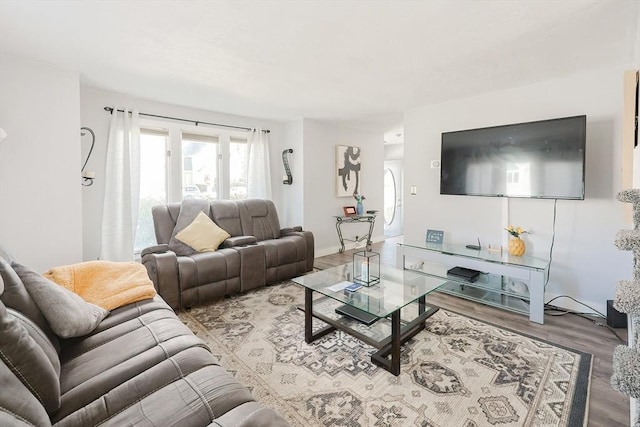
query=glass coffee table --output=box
[292,263,445,375]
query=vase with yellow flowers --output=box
[505,225,528,256]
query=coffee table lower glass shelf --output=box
[292,263,444,375]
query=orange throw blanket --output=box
[44,261,157,311]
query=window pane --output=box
[230,139,247,200]
[135,132,167,252]
[182,136,218,201]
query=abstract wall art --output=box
[336,145,361,197]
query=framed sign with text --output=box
[426,229,444,244]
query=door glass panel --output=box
[384,168,396,225]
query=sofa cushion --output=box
[176,211,231,252]
[54,347,253,426]
[13,263,108,339]
[7,308,60,378]
[59,309,197,393]
[240,199,282,241]
[169,199,211,255]
[0,299,60,414]
[54,303,212,422]
[209,199,245,237]
[0,359,52,427]
[151,203,181,245]
[0,257,60,352]
[88,295,172,335]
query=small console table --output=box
[396,241,549,324]
[334,215,377,253]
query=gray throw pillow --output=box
[168,198,211,256]
[8,308,61,378]
[0,257,60,352]
[12,263,108,339]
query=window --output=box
[135,120,251,252]
[135,129,168,252]
[182,133,219,200]
[230,137,248,200]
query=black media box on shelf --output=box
[446,266,480,282]
[606,299,627,328]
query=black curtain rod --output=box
[103,107,270,133]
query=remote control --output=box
[344,283,362,292]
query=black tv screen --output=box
[440,115,586,200]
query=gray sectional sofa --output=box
[142,199,314,310]
[0,251,290,426]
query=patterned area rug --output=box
[179,282,591,427]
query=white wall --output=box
[404,66,633,314]
[384,143,403,160]
[302,119,384,256]
[80,87,285,261]
[0,54,82,272]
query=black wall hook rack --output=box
[81,127,95,186]
[282,148,293,185]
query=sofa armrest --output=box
[141,250,180,310]
[140,244,169,257]
[280,229,315,272]
[281,226,303,235]
[221,236,257,248]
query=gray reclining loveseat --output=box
[0,251,290,426]
[142,199,314,310]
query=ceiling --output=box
[1,1,638,133]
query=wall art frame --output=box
[336,145,361,197]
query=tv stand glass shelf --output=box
[396,241,549,324]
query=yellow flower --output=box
[505,225,528,238]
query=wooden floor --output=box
[315,238,630,427]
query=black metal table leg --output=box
[371,309,401,375]
[304,288,335,343]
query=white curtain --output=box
[246,128,272,199]
[100,108,140,261]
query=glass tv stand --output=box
[396,241,549,324]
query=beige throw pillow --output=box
[175,211,230,252]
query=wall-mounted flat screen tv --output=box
[440,115,586,200]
